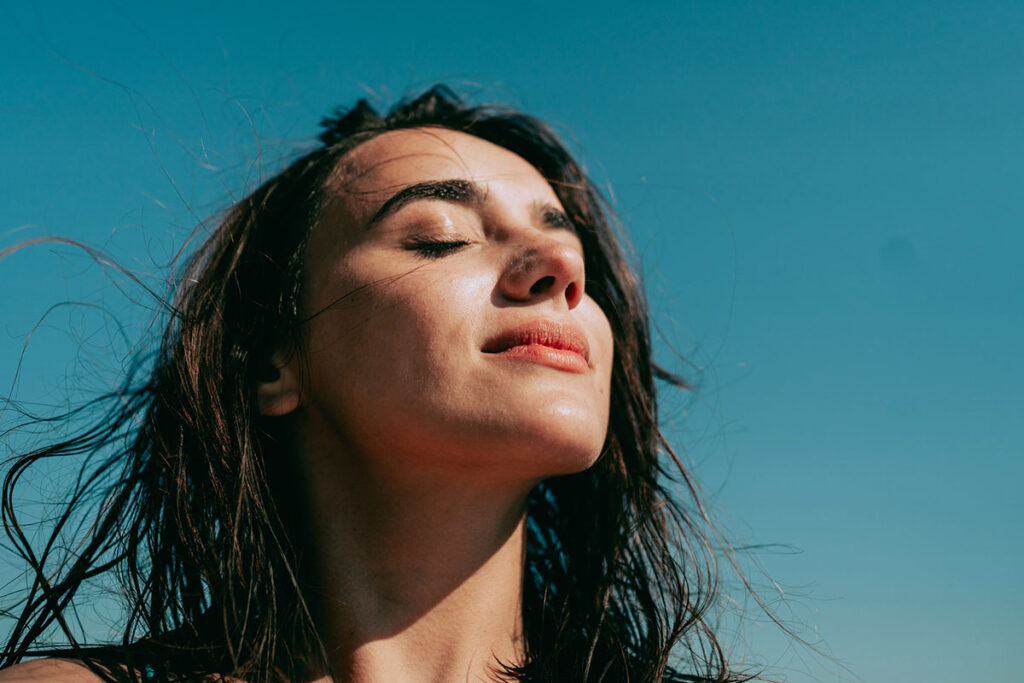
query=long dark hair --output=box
[2,86,749,682]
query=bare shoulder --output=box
[0,659,105,682]
[0,659,253,683]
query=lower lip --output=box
[488,344,589,374]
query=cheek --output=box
[372,268,487,375]
[301,264,488,409]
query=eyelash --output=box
[406,236,472,258]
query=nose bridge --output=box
[500,228,585,309]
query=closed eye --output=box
[541,206,574,232]
[405,236,473,258]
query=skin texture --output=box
[0,659,103,682]
[264,127,614,485]
[260,128,615,681]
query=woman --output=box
[1,86,745,682]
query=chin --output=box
[427,418,602,485]
[542,446,605,478]
[486,443,602,484]
[501,413,608,480]
[373,392,610,484]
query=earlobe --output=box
[256,351,301,416]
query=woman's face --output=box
[280,128,614,485]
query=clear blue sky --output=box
[2,2,1021,681]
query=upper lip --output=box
[482,319,590,363]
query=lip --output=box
[482,319,591,373]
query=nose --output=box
[497,233,585,310]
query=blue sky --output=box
[2,2,1021,681]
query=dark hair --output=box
[2,86,749,682]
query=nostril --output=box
[565,281,579,304]
[529,275,556,296]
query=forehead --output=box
[328,128,559,215]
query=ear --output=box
[256,350,301,417]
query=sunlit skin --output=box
[0,129,614,683]
[277,129,613,479]
[260,128,614,682]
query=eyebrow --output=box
[365,179,484,229]
[364,178,574,232]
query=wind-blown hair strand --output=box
[2,86,748,682]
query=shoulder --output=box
[0,659,105,682]
[0,659,246,682]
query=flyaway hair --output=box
[2,86,752,682]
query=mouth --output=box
[482,319,591,373]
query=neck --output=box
[296,432,531,683]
